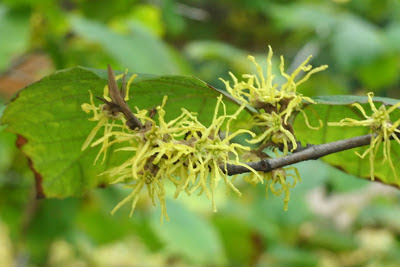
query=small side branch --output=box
[98,65,143,130]
[224,134,373,175]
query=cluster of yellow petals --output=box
[328,92,400,180]
[82,90,261,221]
[217,46,328,206]
[242,150,301,211]
[81,91,126,163]
[220,46,326,153]
[81,47,329,217]
[81,70,137,163]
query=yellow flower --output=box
[104,96,186,222]
[81,90,126,163]
[328,92,400,180]
[247,111,298,154]
[220,46,326,152]
[82,60,318,218]
[96,95,261,220]
[269,167,301,211]
[242,150,301,211]
[220,46,327,109]
[170,95,261,212]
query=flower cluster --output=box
[218,46,326,204]
[328,92,400,180]
[82,48,328,218]
[220,46,326,154]
[82,89,260,221]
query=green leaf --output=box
[357,203,400,231]
[0,6,30,71]
[269,3,337,32]
[386,22,400,52]
[24,198,79,264]
[0,102,17,178]
[267,244,318,266]
[69,15,189,75]
[332,15,386,71]
[312,94,400,106]
[212,216,254,266]
[294,95,400,186]
[304,227,358,252]
[184,41,247,66]
[0,67,237,198]
[326,165,369,193]
[356,53,400,90]
[183,41,251,85]
[150,200,226,265]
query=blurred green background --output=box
[1,0,400,266]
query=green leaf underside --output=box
[294,95,400,186]
[1,67,241,198]
[151,200,225,265]
[312,95,400,106]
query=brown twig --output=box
[97,65,143,130]
[223,134,374,175]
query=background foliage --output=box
[1,0,400,266]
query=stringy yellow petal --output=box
[329,92,400,180]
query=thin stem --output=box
[223,134,375,175]
[100,65,143,130]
